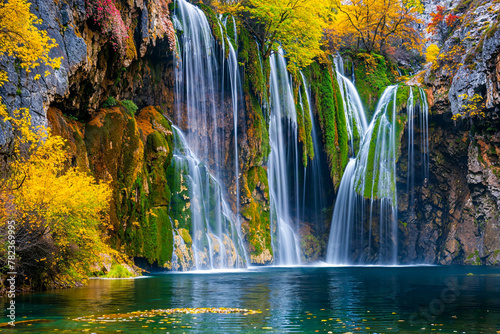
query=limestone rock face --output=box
[0,0,176,142]
[398,0,500,265]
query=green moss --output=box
[306,62,347,187]
[485,21,499,39]
[103,96,117,107]
[238,22,271,167]
[84,106,175,266]
[352,52,394,116]
[242,167,272,258]
[454,0,473,13]
[359,116,382,198]
[178,228,192,246]
[293,74,315,167]
[198,4,229,58]
[239,24,269,106]
[121,99,138,115]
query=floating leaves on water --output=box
[74,307,262,323]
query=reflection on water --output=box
[2,266,500,333]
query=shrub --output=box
[426,44,440,64]
[121,99,138,115]
[104,264,133,278]
[86,0,128,57]
[103,96,117,107]
[0,108,113,289]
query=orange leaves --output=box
[331,0,423,53]
[427,5,460,41]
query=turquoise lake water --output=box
[2,265,500,333]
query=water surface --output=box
[2,266,500,333]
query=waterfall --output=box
[407,87,430,221]
[333,56,368,155]
[419,88,430,181]
[407,89,416,221]
[327,55,430,264]
[299,73,327,233]
[171,0,248,270]
[169,127,248,270]
[268,50,302,265]
[327,85,400,264]
[325,159,358,263]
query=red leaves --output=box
[427,5,459,36]
[86,0,128,57]
[446,14,459,27]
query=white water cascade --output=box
[407,87,430,221]
[299,73,328,233]
[170,127,248,270]
[333,56,368,155]
[327,85,400,264]
[268,50,302,265]
[327,60,429,264]
[170,0,248,270]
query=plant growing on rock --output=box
[431,44,464,82]
[86,0,128,57]
[452,93,486,120]
[427,5,459,45]
[425,43,440,64]
[0,0,61,116]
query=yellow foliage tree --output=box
[329,0,423,54]
[220,0,332,70]
[0,0,114,287]
[1,109,113,285]
[426,43,440,64]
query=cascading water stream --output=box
[333,56,368,155]
[419,88,430,181]
[170,127,247,270]
[327,84,400,264]
[407,87,430,220]
[327,57,429,264]
[299,73,328,232]
[171,0,248,270]
[268,50,302,265]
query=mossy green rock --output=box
[240,166,273,264]
[306,62,348,188]
[48,105,175,268]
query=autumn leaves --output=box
[217,0,425,71]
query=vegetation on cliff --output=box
[327,0,424,54]
[219,0,332,71]
[306,62,348,187]
[0,108,117,289]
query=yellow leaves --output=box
[233,0,331,70]
[330,0,423,53]
[0,0,62,72]
[452,93,486,120]
[2,108,113,283]
[432,44,464,79]
[426,44,440,64]
[356,53,378,75]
